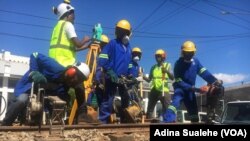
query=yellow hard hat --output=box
[155,49,166,59]
[132,47,142,53]
[116,19,131,31]
[101,34,109,43]
[182,41,196,52]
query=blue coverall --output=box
[163,57,217,122]
[2,53,70,126]
[97,39,132,123]
[128,60,140,77]
[127,60,141,102]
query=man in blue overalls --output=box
[163,41,222,123]
[97,19,132,123]
[2,53,90,126]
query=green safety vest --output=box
[151,62,171,93]
[49,20,75,67]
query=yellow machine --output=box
[68,43,100,125]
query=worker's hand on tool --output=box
[29,71,47,84]
[214,79,223,86]
[106,69,118,83]
[82,36,91,43]
[199,85,209,94]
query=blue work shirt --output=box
[14,53,68,97]
[173,57,217,91]
[128,61,140,77]
[98,39,132,76]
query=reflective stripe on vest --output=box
[151,62,170,93]
[49,20,75,67]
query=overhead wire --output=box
[170,1,250,30]
[133,0,168,31]
[1,19,249,39]
[0,7,250,40]
[141,0,199,32]
[0,32,49,41]
[204,1,250,24]
[0,9,113,30]
[0,20,250,39]
[205,0,250,13]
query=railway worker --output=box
[163,41,222,123]
[91,34,109,108]
[143,49,174,119]
[127,47,143,103]
[97,19,132,123]
[49,2,91,123]
[128,47,142,78]
[49,2,90,67]
[1,52,90,126]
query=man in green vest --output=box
[50,2,90,67]
[143,49,174,119]
[49,2,90,123]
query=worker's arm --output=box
[196,59,217,84]
[75,42,91,52]
[97,41,113,70]
[162,63,174,80]
[72,36,91,51]
[143,66,153,83]
[97,41,120,83]
[29,52,40,72]
[65,22,91,51]
[166,70,174,80]
[29,52,49,83]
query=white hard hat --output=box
[74,62,90,80]
[56,3,74,19]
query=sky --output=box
[0,0,250,87]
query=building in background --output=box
[0,51,29,120]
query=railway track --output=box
[0,123,153,141]
[0,121,202,141]
[0,123,150,133]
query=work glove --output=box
[125,75,138,85]
[29,71,47,84]
[106,69,118,83]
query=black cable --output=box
[0,32,50,41]
[2,19,249,39]
[1,10,250,39]
[133,0,168,31]
[1,8,249,38]
[0,9,114,30]
[0,19,92,34]
[204,1,250,24]
[171,1,250,30]
[142,0,199,32]
[205,0,250,13]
